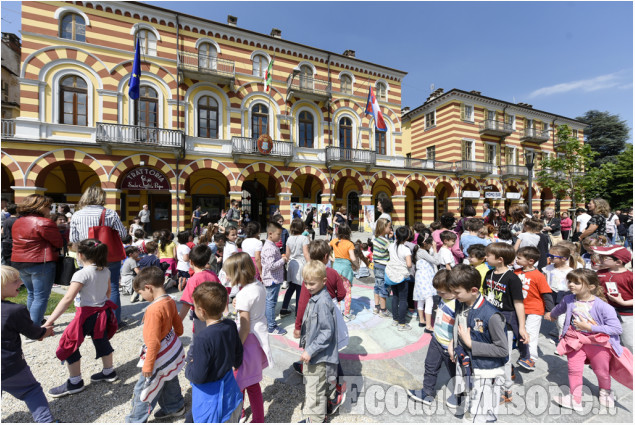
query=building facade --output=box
[1,32,21,120]
[2,1,586,232]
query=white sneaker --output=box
[552,394,583,412]
[281,281,289,289]
[599,389,615,408]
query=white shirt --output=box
[437,246,456,267]
[606,213,620,235]
[176,244,191,271]
[241,238,263,258]
[385,243,412,283]
[234,281,273,367]
[223,241,238,264]
[544,264,573,292]
[576,213,591,233]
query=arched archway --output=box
[1,165,15,202]
[35,161,101,205]
[241,171,283,228]
[404,178,427,226]
[434,181,454,220]
[185,168,231,229]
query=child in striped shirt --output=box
[372,218,391,317]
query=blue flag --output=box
[129,38,141,100]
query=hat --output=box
[590,245,632,264]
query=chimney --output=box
[227,15,238,26]
[401,107,410,115]
[426,88,444,102]
[470,90,481,95]
[343,49,355,58]
[270,28,281,38]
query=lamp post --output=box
[525,151,535,212]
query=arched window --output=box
[60,13,85,41]
[198,42,217,70]
[252,104,268,138]
[60,75,87,126]
[252,55,268,77]
[375,131,386,155]
[299,65,312,89]
[298,111,314,148]
[136,29,157,56]
[198,96,218,138]
[341,75,352,94]
[376,82,387,101]
[339,117,352,150]
[135,86,158,127]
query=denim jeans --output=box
[18,262,56,325]
[423,337,455,396]
[390,280,408,324]
[373,264,389,298]
[265,282,281,331]
[125,374,184,423]
[2,366,54,423]
[108,261,122,324]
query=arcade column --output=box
[421,196,435,224]
[278,192,292,222]
[11,186,46,204]
[169,189,184,232]
[359,193,372,226]
[392,195,406,227]
[447,197,461,216]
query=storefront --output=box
[120,167,171,231]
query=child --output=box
[450,264,508,422]
[546,269,630,411]
[544,245,574,339]
[482,243,528,404]
[514,247,554,371]
[209,233,226,275]
[121,246,140,296]
[126,267,186,422]
[185,282,244,423]
[299,260,339,423]
[413,235,437,331]
[261,221,288,335]
[353,241,371,279]
[158,229,177,278]
[460,218,491,257]
[497,224,514,245]
[176,230,192,291]
[138,240,161,270]
[44,239,118,398]
[329,222,358,288]
[222,226,238,265]
[1,266,55,422]
[225,252,272,424]
[132,229,147,256]
[466,244,488,292]
[513,218,542,250]
[129,218,143,240]
[408,269,459,407]
[437,230,457,270]
[281,218,311,317]
[242,222,263,280]
[592,245,633,352]
[556,240,585,269]
[385,226,413,331]
[272,214,290,288]
[372,218,392,317]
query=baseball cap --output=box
[590,245,632,264]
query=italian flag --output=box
[264,58,274,92]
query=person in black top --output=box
[1,203,18,265]
[305,207,317,241]
[1,265,55,423]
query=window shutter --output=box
[515,148,520,165]
[483,142,488,163]
[483,108,488,123]
[461,140,466,160]
[460,102,465,120]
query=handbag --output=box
[88,208,126,263]
[55,255,77,286]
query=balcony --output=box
[177,51,235,87]
[231,136,293,164]
[500,165,529,178]
[286,74,331,101]
[456,160,496,176]
[405,157,456,172]
[96,123,183,151]
[479,119,513,137]
[520,127,550,144]
[1,119,15,138]
[326,146,375,168]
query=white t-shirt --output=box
[518,232,540,248]
[71,265,110,307]
[544,264,573,292]
[576,213,591,233]
[437,246,456,267]
[176,244,191,272]
[234,281,273,366]
[385,243,412,283]
[606,213,620,235]
[223,241,238,264]
[241,238,263,258]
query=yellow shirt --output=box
[475,262,490,293]
[159,241,176,259]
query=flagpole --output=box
[267,54,275,139]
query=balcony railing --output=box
[500,165,529,178]
[1,119,15,137]
[326,146,375,165]
[96,123,183,147]
[177,51,235,80]
[405,158,456,172]
[456,160,495,175]
[287,74,331,100]
[479,119,513,136]
[520,127,550,143]
[231,136,293,157]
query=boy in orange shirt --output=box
[126,267,186,422]
[514,246,554,371]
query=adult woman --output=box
[508,205,528,236]
[542,207,562,244]
[484,208,505,229]
[11,195,64,325]
[579,198,610,240]
[69,185,127,326]
[334,206,350,234]
[560,212,573,241]
[371,198,394,234]
[319,210,330,235]
[431,212,463,265]
[454,205,476,236]
[304,207,317,241]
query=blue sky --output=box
[2,1,632,141]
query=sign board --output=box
[485,191,502,199]
[483,185,496,191]
[363,205,375,233]
[121,167,169,190]
[462,190,480,199]
[506,192,521,200]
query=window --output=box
[59,75,87,126]
[252,55,268,77]
[135,86,158,127]
[462,140,473,161]
[376,82,387,101]
[485,144,497,165]
[198,96,218,138]
[425,111,435,129]
[198,42,217,70]
[136,29,157,56]
[487,110,496,122]
[298,111,314,148]
[572,129,578,139]
[506,114,515,130]
[251,104,268,138]
[426,146,436,161]
[1,81,8,102]
[341,75,352,94]
[339,117,353,149]
[462,104,474,121]
[60,13,85,42]
[375,131,386,155]
[505,147,516,165]
[525,118,532,129]
[299,65,312,89]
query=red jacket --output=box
[11,215,64,263]
[295,267,346,331]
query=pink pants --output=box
[244,383,264,423]
[342,277,352,316]
[567,343,612,403]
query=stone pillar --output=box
[11,186,46,205]
[278,192,292,224]
[392,195,406,227]
[421,196,435,224]
[359,194,372,232]
[103,188,122,222]
[447,197,461,217]
[168,189,184,232]
[320,193,334,205]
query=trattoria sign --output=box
[122,167,169,190]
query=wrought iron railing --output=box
[480,119,513,133]
[405,158,456,172]
[96,123,183,147]
[287,74,331,96]
[325,146,375,164]
[500,165,529,177]
[521,127,550,141]
[177,51,235,77]
[231,136,293,157]
[456,160,495,174]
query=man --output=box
[293,204,302,220]
[138,204,151,234]
[572,207,591,242]
[481,202,490,219]
[226,200,241,228]
[191,206,208,237]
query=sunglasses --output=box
[547,254,567,259]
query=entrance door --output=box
[243,181,267,228]
[347,191,359,231]
[149,194,171,231]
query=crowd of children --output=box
[1,202,633,423]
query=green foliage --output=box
[607,144,634,209]
[575,110,630,166]
[6,287,75,315]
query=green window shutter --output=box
[483,108,488,123]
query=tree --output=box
[575,110,630,166]
[536,125,613,209]
[606,144,633,209]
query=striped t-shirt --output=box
[434,298,456,349]
[372,236,390,265]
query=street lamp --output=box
[525,151,535,211]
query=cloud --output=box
[528,71,629,98]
